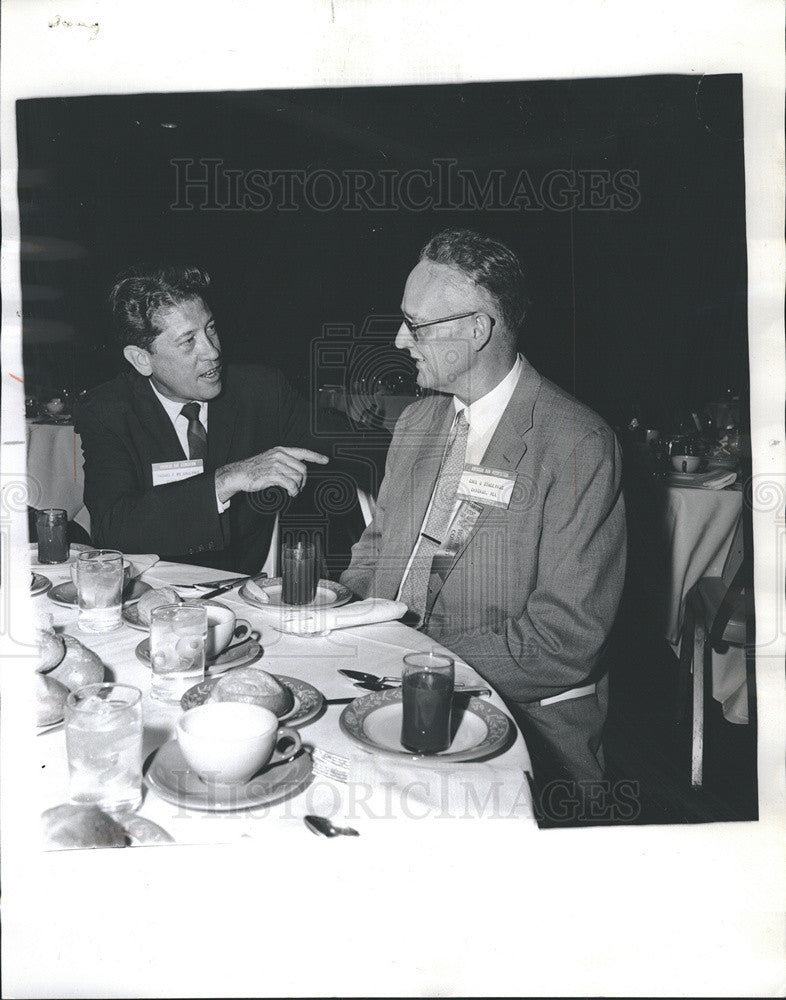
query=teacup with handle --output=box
[177,703,302,785]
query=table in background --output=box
[34,560,535,845]
[26,419,90,532]
[664,483,747,723]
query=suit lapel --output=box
[427,360,542,602]
[130,375,188,462]
[130,373,239,471]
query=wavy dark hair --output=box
[419,229,529,335]
[109,264,211,351]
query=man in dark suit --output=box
[75,265,329,574]
[341,230,627,792]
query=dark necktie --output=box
[398,409,469,623]
[180,402,207,461]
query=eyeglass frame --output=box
[400,309,495,342]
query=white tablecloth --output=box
[26,420,89,531]
[35,560,535,846]
[664,484,748,723]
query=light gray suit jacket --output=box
[341,357,626,717]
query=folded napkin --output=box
[125,554,159,578]
[668,469,737,490]
[347,753,534,821]
[244,591,408,635]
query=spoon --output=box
[304,814,360,838]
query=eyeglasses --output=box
[400,310,494,341]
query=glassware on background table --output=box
[668,435,703,472]
[36,508,69,563]
[65,683,143,815]
[150,603,207,702]
[281,535,317,605]
[400,651,455,754]
[75,549,124,632]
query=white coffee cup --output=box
[177,702,302,785]
[185,600,253,659]
[671,455,701,473]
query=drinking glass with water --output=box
[65,683,143,815]
[75,549,124,633]
[150,603,207,702]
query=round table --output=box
[664,483,748,723]
[34,559,535,847]
[26,419,90,531]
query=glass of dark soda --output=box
[400,651,454,754]
[36,508,69,563]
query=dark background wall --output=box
[18,74,747,434]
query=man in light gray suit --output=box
[341,229,626,791]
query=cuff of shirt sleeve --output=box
[215,484,231,514]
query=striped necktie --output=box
[180,402,207,461]
[399,409,469,624]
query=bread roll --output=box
[37,629,66,673]
[42,804,127,850]
[35,673,70,726]
[136,586,182,626]
[208,667,294,717]
[47,635,104,691]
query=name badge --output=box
[457,464,516,509]
[152,459,203,486]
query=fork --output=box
[167,575,252,590]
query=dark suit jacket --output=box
[75,365,323,574]
[341,357,627,782]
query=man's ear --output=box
[472,313,494,352]
[123,343,153,376]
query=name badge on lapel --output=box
[457,464,516,509]
[151,459,203,486]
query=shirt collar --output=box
[453,355,523,432]
[148,379,206,424]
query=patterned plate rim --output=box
[49,578,151,608]
[339,687,513,763]
[179,672,324,726]
[31,573,52,596]
[238,578,353,611]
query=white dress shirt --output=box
[396,355,523,599]
[148,380,229,513]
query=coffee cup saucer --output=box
[134,636,263,673]
[143,739,312,812]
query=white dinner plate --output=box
[144,740,312,812]
[339,688,514,763]
[48,578,151,608]
[135,637,263,673]
[238,577,353,611]
[179,673,324,727]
